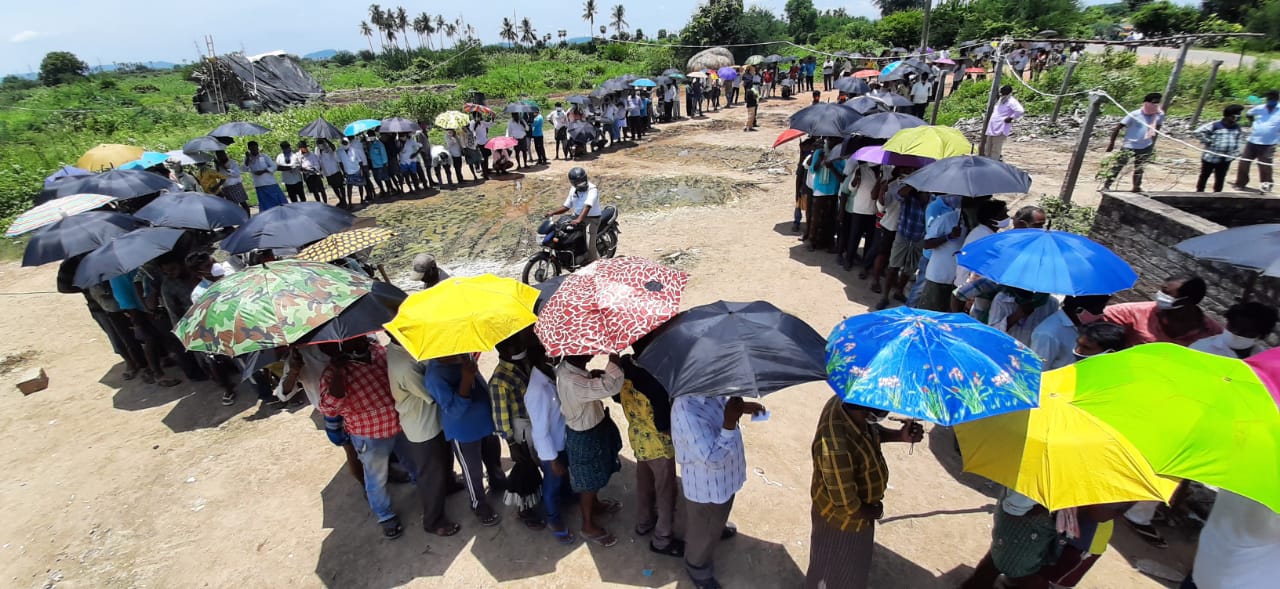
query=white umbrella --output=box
[166,150,210,165]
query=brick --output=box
[16,368,48,395]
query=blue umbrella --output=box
[134,191,249,231]
[632,78,657,88]
[22,211,147,267]
[826,307,1041,426]
[343,119,381,137]
[72,227,187,288]
[636,300,827,398]
[219,202,356,254]
[881,61,904,76]
[44,166,90,186]
[119,151,170,170]
[957,229,1138,296]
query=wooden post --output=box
[1190,60,1224,128]
[978,59,1004,156]
[1059,93,1103,204]
[929,76,943,124]
[920,0,933,54]
[1160,39,1193,114]
[1050,61,1079,125]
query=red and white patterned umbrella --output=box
[534,256,689,356]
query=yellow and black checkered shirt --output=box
[811,396,888,532]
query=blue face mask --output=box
[1269,100,1279,109]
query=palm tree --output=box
[582,0,598,38]
[413,13,431,49]
[499,18,518,47]
[444,23,459,47]
[610,4,628,37]
[396,6,411,50]
[368,4,385,50]
[359,21,375,53]
[435,15,446,49]
[465,24,477,42]
[520,17,537,49]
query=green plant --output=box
[39,51,89,86]
[1039,196,1096,235]
[876,9,924,49]
[331,51,358,66]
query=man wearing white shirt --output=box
[985,85,1025,161]
[347,134,373,191]
[1030,295,1111,370]
[544,167,604,262]
[470,115,493,177]
[910,74,932,118]
[625,92,643,140]
[549,103,569,160]
[838,163,880,271]
[275,141,305,203]
[1190,302,1275,360]
[525,360,575,543]
[917,195,965,311]
[398,133,425,192]
[663,84,677,121]
[672,395,764,589]
[244,141,287,211]
[505,114,529,169]
[987,289,1061,347]
[337,138,367,207]
[316,139,343,204]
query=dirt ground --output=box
[0,88,1209,589]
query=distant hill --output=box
[566,37,593,45]
[304,49,338,60]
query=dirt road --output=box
[0,89,1203,588]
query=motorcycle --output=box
[521,206,620,284]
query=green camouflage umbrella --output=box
[174,259,373,356]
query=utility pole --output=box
[919,0,933,54]
[1190,60,1223,128]
[1049,61,1079,125]
[1060,93,1104,203]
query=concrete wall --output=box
[1147,193,1280,228]
[1088,192,1279,322]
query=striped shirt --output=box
[811,396,887,532]
[672,396,746,505]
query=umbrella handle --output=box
[889,416,919,455]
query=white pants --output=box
[986,134,1008,161]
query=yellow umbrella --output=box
[954,367,1181,511]
[384,274,538,361]
[295,227,395,262]
[76,144,145,171]
[882,126,973,160]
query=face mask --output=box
[1153,291,1183,311]
[1073,347,1113,360]
[996,218,1012,229]
[1227,332,1258,351]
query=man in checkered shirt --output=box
[318,338,408,539]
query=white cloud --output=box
[10,30,47,43]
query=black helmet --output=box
[568,167,588,186]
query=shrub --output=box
[331,51,358,67]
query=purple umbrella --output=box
[717,66,738,81]
[851,145,934,169]
[44,166,91,186]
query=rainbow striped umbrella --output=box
[5,193,118,237]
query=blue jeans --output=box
[540,452,573,527]
[350,434,400,523]
[907,254,930,307]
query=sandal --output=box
[155,377,181,388]
[121,368,139,381]
[1126,520,1168,549]
[220,390,236,406]
[551,527,577,545]
[582,529,618,547]
[634,523,655,536]
[381,517,404,540]
[650,538,686,557]
[519,510,547,530]
[721,524,738,540]
[475,506,502,527]
[870,282,883,294]
[595,498,622,515]
[425,520,461,537]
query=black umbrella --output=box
[846,112,927,139]
[209,121,271,137]
[134,191,249,231]
[183,135,228,154]
[843,96,888,115]
[43,169,179,204]
[902,58,931,73]
[72,226,186,288]
[22,211,147,267]
[532,274,568,314]
[620,73,640,83]
[662,68,683,76]
[565,95,591,106]
[298,118,344,139]
[566,121,598,144]
[503,103,538,114]
[635,300,827,398]
[34,177,80,206]
[295,280,407,344]
[779,55,797,63]
[875,93,915,108]
[833,77,871,96]
[788,103,863,137]
[380,117,420,133]
[902,155,1032,196]
[219,202,356,255]
[763,54,783,64]
[653,76,674,86]
[589,88,610,99]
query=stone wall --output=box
[1088,192,1279,322]
[1147,193,1280,228]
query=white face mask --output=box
[1153,291,1183,311]
[1073,347,1113,360]
[1227,332,1258,351]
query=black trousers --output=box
[532,135,547,162]
[839,212,877,267]
[402,433,452,529]
[1197,159,1231,192]
[823,73,833,91]
[284,182,305,203]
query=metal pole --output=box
[929,76,943,125]
[1160,39,1193,114]
[1050,61,1079,125]
[919,0,933,54]
[1190,60,1223,128]
[978,59,1004,157]
[1060,93,1104,204]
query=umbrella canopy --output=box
[294,227,395,262]
[850,145,933,168]
[380,117,419,133]
[565,95,592,106]
[44,166,91,186]
[532,274,568,315]
[957,229,1137,296]
[72,226,186,288]
[842,96,888,115]
[601,78,630,92]
[344,119,382,136]
[717,67,738,81]
[485,136,519,150]
[965,67,987,74]
[874,93,915,108]
[773,129,806,149]
[219,202,356,255]
[118,151,170,170]
[826,307,1041,426]
[46,169,179,202]
[134,191,249,231]
[238,347,286,382]
[846,112,927,139]
[298,117,344,139]
[297,280,408,345]
[566,121,598,144]
[1246,347,1280,405]
[763,54,783,64]
[686,71,708,78]
[745,55,765,66]
[22,211,146,267]
[176,259,374,356]
[902,155,1031,196]
[788,103,863,137]
[632,78,657,88]
[165,150,209,166]
[1175,224,1280,277]
[883,125,973,159]
[5,193,117,238]
[833,77,871,96]
[687,47,735,71]
[881,61,904,76]
[635,300,827,398]
[954,368,1181,511]
[209,121,271,137]
[852,69,881,79]
[653,76,674,86]
[433,111,471,130]
[463,103,494,115]
[77,144,144,171]
[182,136,228,154]
[503,102,539,114]
[934,58,956,65]
[385,274,539,361]
[534,257,689,356]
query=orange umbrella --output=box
[966,67,987,74]
[852,70,880,79]
[773,129,806,148]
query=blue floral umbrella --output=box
[826,307,1041,426]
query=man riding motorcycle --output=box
[544,167,603,263]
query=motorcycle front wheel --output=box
[521,253,562,285]
[597,230,619,259]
